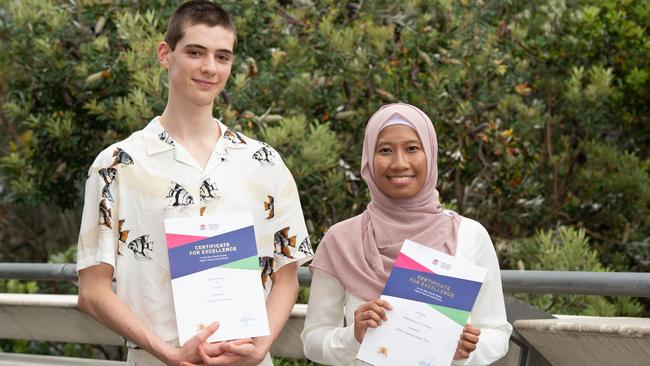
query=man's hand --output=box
[353,299,393,343]
[180,337,262,366]
[453,324,481,360]
[163,322,220,365]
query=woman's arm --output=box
[453,221,513,365]
[301,269,361,365]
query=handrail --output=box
[1,263,650,298]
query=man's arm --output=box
[254,261,299,359]
[190,262,299,366]
[77,263,221,366]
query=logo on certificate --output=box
[376,345,389,358]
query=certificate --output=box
[164,212,270,344]
[357,240,486,366]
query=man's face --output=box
[158,23,235,107]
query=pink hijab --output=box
[311,103,461,300]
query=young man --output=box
[76,2,313,365]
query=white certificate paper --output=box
[164,213,269,344]
[357,240,487,366]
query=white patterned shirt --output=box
[77,116,313,344]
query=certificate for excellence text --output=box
[357,240,486,366]
[164,213,269,344]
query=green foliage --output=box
[504,226,644,316]
[0,0,649,319]
[0,279,39,294]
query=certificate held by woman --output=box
[357,240,486,366]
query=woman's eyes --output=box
[377,145,420,154]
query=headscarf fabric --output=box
[311,103,461,300]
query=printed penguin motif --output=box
[263,195,275,219]
[274,227,297,259]
[110,147,134,167]
[252,145,276,166]
[127,234,154,260]
[297,237,314,256]
[166,182,194,208]
[99,198,112,229]
[200,178,219,205]
[259,256,274,289]
[158,131,175,146]
[224,129,246,145]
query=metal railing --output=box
[1,263,650,298]
[2,262,650,366]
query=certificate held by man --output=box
[164,212,270,344]
[357,240,487,366]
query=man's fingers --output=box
[201,342,225,357]
[230,338,253,346]
[181,362,201,366]
[195,322,220,343]
[227,342,256,356]
[199,344,223,366]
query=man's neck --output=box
[159,101,220,142]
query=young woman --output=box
[301,103,512,365]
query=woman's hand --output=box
[453,324,480,360]
[353,299,392,343]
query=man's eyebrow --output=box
[183,44,233,55]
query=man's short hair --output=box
[164,0,237,50]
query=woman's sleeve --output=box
[301,268,361,365]
[453,221,513,365]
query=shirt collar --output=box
[143,117,176,156]
[142,117,243,167]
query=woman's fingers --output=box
[458,339,478,352]
[461,331,480,344]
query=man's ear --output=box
[157,41,172,69]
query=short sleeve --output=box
[269,161,313,273]
[76,150,120,272]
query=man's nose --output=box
[201,56,217,74]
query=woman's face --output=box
[373,125,427,199]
